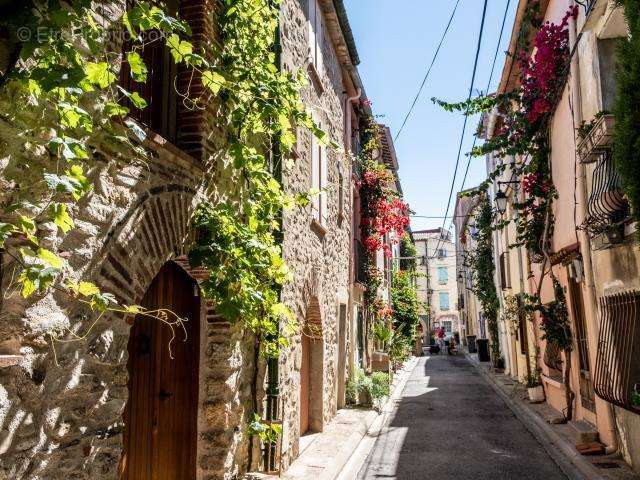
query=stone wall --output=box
[0,1,258,478]
[278,0,352,469]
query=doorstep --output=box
[465,351,638,480]
[245,357,418,480]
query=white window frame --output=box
[311,118,328,227]
[308,0,324,72]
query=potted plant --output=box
[525,370,545,403]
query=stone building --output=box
[0,1,260,478]
[277,0,363,470]
[413,228,460,342]
[0,1,368,479]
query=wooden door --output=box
[337,305,347,409]
[121,262,200,480]
[300,334,311,435]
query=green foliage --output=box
[535,278,572,352]
[370,371,391,402]
[391,269,419,348]
[466,198,501,364]
[189,203,294,358]
[248,414,282,444]
[352,368,390,411]
[399,232,417,272]
[613,0,640,235]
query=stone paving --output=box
[357,354,568,480]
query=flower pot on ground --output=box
[372,351,390,372]
[527,385,545,403]
[525,370,545,403]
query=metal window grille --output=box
[594,291,640,413]
[583,150,629,236]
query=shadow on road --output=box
[357,354,567,480]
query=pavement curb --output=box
[465,352,605,480]
[334,355,419,480]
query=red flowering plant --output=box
[360,161,410,259]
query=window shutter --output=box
[308,0,316,64]
[311,132,320,220]
[316,3,324,72]
[320,144,328,225]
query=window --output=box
[311,118,327,226]
[338,171,345,222]
[594,291,640,413]
[439,292,450,311]
[437,267,448,285]
[499,252,511,290]
[442,320,452,333]
[308,0,324,72]
[437,248,447,259]
[120,0,179,142]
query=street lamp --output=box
[495,190,508,215]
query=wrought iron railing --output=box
[594,291,640,413]
[582,150,629,236]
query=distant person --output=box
[436,327,445,348]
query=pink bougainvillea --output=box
[518,6,577,126]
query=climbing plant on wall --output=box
[613,0,640,235]
[465,197,501,366]
[0,0,323,358]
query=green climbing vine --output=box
[0,0,323,359]
[465,198,501,366]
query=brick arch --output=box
[94,189,249,478]
[300,265,325,339]
[94,187,200,305]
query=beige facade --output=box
[414,229,460,341]
[476,0,640,474]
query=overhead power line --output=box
[433,0,490,258]
[458,0,513,195]
[394,0,462,142]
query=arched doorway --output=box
[299,297,324,435]
[121,262,201,480]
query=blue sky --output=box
[343,0,518,232]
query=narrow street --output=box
[357,355,568,480]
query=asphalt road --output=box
[357,354,568,480]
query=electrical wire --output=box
[394,0,462,142]
[458,0,513,195]
[431,0,490,258]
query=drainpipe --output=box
[344,86,362,152]
[345,82,361,381]
[263,0,282,471]
[568,11,618,454]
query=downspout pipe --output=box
[568,11,618,454]
[264,0,282,471]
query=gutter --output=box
[332,0,360,66]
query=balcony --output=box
[578,115,631,243]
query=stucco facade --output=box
[480,0,640,474]
[413,228,460,341]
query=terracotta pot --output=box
[527,385,545,403]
